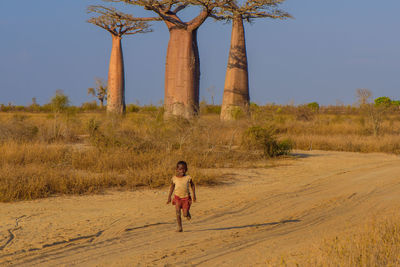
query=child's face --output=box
[176,164,187,177]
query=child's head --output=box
[176,161,188,177]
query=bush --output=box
[295,105,315,121]
[374,96,392,107]
[241,126,292,157]
[126,104,140,113]
[0,104,13,112]
[50,90,70,113]
[81,101,99,111]
[307,102,320,112]
[200,105,221,115]
[392,100,400,107]
[39,103,53,112]
[140,105,159,113]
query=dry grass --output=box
[0,112,273,202]
[0,104,399,202]
[267,215,400,266]
[251,106,400,154]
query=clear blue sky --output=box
[1,0,399,106]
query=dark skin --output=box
[166,164,196,232]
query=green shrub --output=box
[374,97,392,107]
[201,105,221,115]
[15,106,25,111]
[81,101,99,111]
[140,105,159,113]
[49,90,69,113]
[126,104,140,113]
[39,103,53,112]
[277,139,293,155]
[0,104,13,112]
[392,100,400,107]
[241,126,292,157]
[307,102,320,112]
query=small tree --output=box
[28,97,40,112]
[49,90,70,139]
[88,77,107,108]
[307,102,320,112]
[356,89,386,136]
[356,88,372,106]
[50,89,70,113]
[88,6,153,114]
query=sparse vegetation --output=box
[241,126,292,157]
[87,77,107,108]
[0,111,281,202]
[2,95,400,202]
[267,216,400,266]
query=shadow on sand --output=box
[125,222,172,232]
[196,219,301,232]
[291,152,323,158]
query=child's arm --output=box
[190,179,196,202]
[166,183,175,204]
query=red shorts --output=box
[172,195,192,212]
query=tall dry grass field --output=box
[250,105,400,154]
[0,111,287,202]
[1,104,399,202]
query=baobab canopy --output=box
[212,0,291,21]
[88,6,154,37]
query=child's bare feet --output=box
[186,211,191,221]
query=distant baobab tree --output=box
[214,0,291,120]
[87,6,153,114]
[108,0,224,119]
[87,77,107,108]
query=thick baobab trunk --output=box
[164,28,200,119]
[107,35,125,114]
[220,16,250,121]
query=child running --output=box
[166,161,196,232]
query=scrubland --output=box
[1,103,399,202]
[0,108,290,202]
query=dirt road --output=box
[1,150,400,266]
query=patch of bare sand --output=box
[1,150,400,266]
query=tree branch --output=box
[172,3,187,13]
[187,8,210,30]
[212,0,292,22]
[87,5,153,37]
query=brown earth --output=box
[1,150,400,266]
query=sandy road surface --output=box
[1,150,400,266]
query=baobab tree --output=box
[88,6,152,114]
[213,0,291,120]
[87,77,107,108]
[108,0,224,119]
